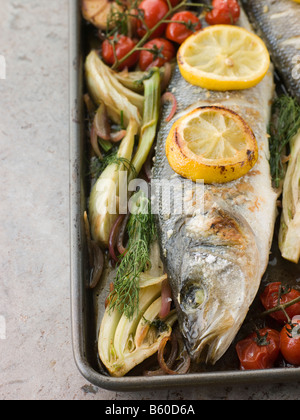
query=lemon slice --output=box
[177,25,270,91]
[166,106,258,184]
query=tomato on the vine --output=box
[139,38,175,71]
[136,0,169,39]
[102,35,139,70]
[205,0,240,25]
[166,11,202,44]
[236,328,281,370]
[280,319,300,366]
[260,282,300,325]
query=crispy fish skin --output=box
[152,14,278,364]
[242,0,300,103]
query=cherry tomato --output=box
[136,0,169,39]
[280,319,300,366]
[205,0,240,25]
[236,328,281,370]
[139,38,175,71]
[166,11,202,44]
[260,282,300,325]
[102,35,139,70]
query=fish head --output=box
[175,204,260,364]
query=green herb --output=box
[133,67,162,88]
[109,192,156,319]
[143,317,169,333]
[269,95,300,188]
[106,0,141,38]
[98,138,113,153]
[89,150,136,179]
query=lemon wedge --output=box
[177,25,270,91]
[166,106,258,184]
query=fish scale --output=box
[242,0,300,104]
[152,9,278,364]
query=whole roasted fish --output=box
[242,0,300,103]
[152,12,278,364]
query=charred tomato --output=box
[260,282,300,324]
[236,328,281,370]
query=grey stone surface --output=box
[0,0,299,400]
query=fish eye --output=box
[181,283,205,311]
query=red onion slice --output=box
[110,130,127,143]
[157,333,191,375]
[159,279,172,319]
[161,92,177,123]
[144,333,179,377]
[117,213,130,256]
[109,215,126,263]
[157,336,180,375]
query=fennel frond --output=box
[269,96,300,188]
[109,192,156,319]
[271,96,300,263]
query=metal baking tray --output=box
[69,0,300,391]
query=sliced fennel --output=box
[279,129,300,263]
[85,51,143,127]
[99,275,177,377]
[139,273,168,289]
[89,118,138,246]
[130,68,161,179]
[115,64,175,94]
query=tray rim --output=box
[69,0,300,391]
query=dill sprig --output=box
[89,150,137,179]
[109,192,156,319]
[106,0,142,38]
[269,96,300,188]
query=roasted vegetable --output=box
[81,0,123,30]
[130,67,161,178]
[109,191,156,319]
[270,96,300,263]
[89,118,139,247]
[115,64,175,94]
[85,51,143,127]
[99,274,177,377]
[279,129,300,263]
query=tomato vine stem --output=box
[259,296,300,319]
[111,0,210,70]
